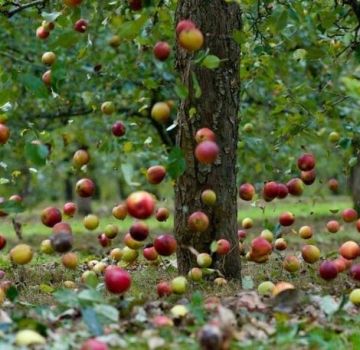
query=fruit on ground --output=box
[53,222,72,234]
[63,202,77,217]
[195,141,219,164]
[64,0,83,6]
[301,245,320,264]
[126,191,155,219]
[41,52,56,65]
[101,101,115,115]
[0,235,6,250]
[104,224,119,239]
[262,181,278,201]
[50,232,73,253]
[197,253,212,268]
[237,230,247,241]
[176,19,196,35]
[301,169,316,185]
[276,183,289,199]
[201,189,217,206]
[342,208,358,223]
[297,153,316,171]
[74,19,88,33]
[188,267,203,281]
[129,221,149,241]
[319,261,338,280]
[83,214,99,230]
[188,211,209,232]
[15,330,45,346]
[349,289,360,306]
[170,276,188,294]
[62,252,78,269]
[41,207,62,227]
[98,233,111,248]
[260,229,273,243]
[257,281,275,296]
[214,277,227,286]
[283,255,301,273]
[239,183,255,201]
[75,178,95,197]
[179,28,204,52]
[73,149,90,167]
[350,264,360,281]
[272,282,295,296]
[110,248,123,261]
[146,165,166,184]
[299,225,313,239]
[154,234,177,256]
[333,256,351,272]
[328,179,339,193]
[151,102,170,123]
[104,266,131,294]
[112,121,126,137]
[274,238,287,250]
[216,239,231,255]
[10,244,33,265]
[121,247,139,263]
[339,241,360,260]
[157,281,172,297]
[36,26,49,39]
[326,220,340,233]
[287,178,304,196]
[242,217,253,229]
[92,262,107,274]
[279,211,295,226]
[251,237,272,257]
[112,203,127,220]
[153,41,171,61]
[143,245,158,261]
[195,128,216,143]
[40,239,54,254]
[155,207,169,222]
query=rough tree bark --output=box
[174,1,242,279]
[349,138,360,213]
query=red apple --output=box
[274,238,287,251]
[342,208,358,223]
[297,153,315,171]
[287,178,304,196]
[328,179,339,193]
[350,264,360,281]
[0,235,6,250]
[195,128,216,143]
[36,26,49,39]
[301,169,316,185]
[319,261,338,280]
[356,219,360,232]
[146,165,166,184]
[251,237,272,258]
[98,233,111,248]
[143,244,158,261]
[283,255,301,273]
[216,239,231,255]
[326,220,340,233]
[75,178,95,197]
[112,203,127,220]
[339,241,360,260]
[157,281,172,297]
[188,211,209,232]
[195,141,219,164]
[74,19,88,33]
[153,41,171,61]
[52,222,72,234]
[276,183,289,199]
[237,229,247,241]
[153,234,177,256]
[64,0,83,6]
[262,181,278,201]
[126,191,155,219]
[239,183,255,201]
[41,207,62,227]
[279,211,295,226]
[155,207,170,222]
[129,221,149,241]
[104,266,131,294]
[128,0,142,10]
[301,245,320,264]
[0,124,10,145]
[176,19,196,35]
[63,202,77,217]
[81,339,108,350]
[112,121,126,137]
[42,70,51,85]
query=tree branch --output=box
[0,0,47,18]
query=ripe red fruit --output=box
[75,178,95,197]
[126,191,155,219]
[63,202,77,217]
[0,235,6,250]
[143,245,158,261]
[350,264,360,281]
[128,0,142,10]
[64,0,83,6]
[286,178,304,196]
[239,183,255,201]
[157,281,172,297]
[339,241,360,260]
[301,244,320,264]
[297,153,315,171]
[356,219,360,232]
[129,221,149,241]
[52,222,72,234]
[153,41,171,61]
[237,230,247,241]
[319,261,338,280]
[155,207,170,222]
[195,141,219,164]
[216,239,231,255]
[301,169,316,185]
[112,203,127,220]
[9,194,22,202]
[326,220,340,233]
[251,237,272,258]
[341,208,358,223]
[98,233,111,248]
[328,179,339,193]
[176,19,196,35]
[195,128,216,143]
[146,166,166,185]
[81,339,108,350]
[188,211,209,232]
[41,207,62,227]
[36,26,49,39]
[0,124,10,144]
[42,70,51,85]
[262,181,278,201]
[74,19,88,33]
[276,183,288,199]
[154,234,177,256]
[274,238,287,251]
[279,211,295,226]
[104,266,131,294]
[112,121,126,137]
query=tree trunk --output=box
[350,138,360,213]
[174,1,242,279]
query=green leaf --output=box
[191,73,201,98]
[0,200,25,214]
[118,15,148,40]
[78,289,103,304]
[24,143,49,166]
[42,11,62,22]
[82,307,103,336]
[174,82,189,100]
[166,147,186,179]
[39,284,55,294]
[121,163,141,187]
[19,74,48,98]
[6,286,18,302]
[53,289,79,308]
[94,304,119,323]
[201,55,221,69]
